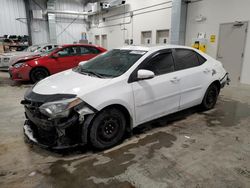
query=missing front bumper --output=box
[24,120,81,149]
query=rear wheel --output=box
[89,108,126,150]
[201,84,219,110]
[30,67,49,83]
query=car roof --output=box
[61,44,101,48]
[118,45,195,52]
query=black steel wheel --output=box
[89,108,126,150]
[30,67,49,83]
[201,84,219,110]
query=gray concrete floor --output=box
[0,71,250,188]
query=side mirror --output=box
[51,53,59,58]
[137,69,155,80]
[79,61,87,66]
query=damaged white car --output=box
[21,45,229,150]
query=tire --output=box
[30,67,49,83]
[201,84,219,110]
[89,108,126,150]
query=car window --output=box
[144,52,174,75]
[197,52,207,65]
[57,46,78,57]
[175,49,201,70]
[78,47,91,55]
[86,46,101,54]
[46,45,53,50]
[79,46,101,55]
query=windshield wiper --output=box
[80,69,104,78]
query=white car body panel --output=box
[132,71,181,124]
[31,45,228,128]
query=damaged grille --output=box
[22,99,81,147]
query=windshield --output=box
[74,49,146,78]
[25,45,40,52]
[39,47,58,57]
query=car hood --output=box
[32,69,113,96]
[2,52,34,57]
[11,54,41,65]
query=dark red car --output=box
[9,44,106,82]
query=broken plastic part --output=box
[76,106,94,123]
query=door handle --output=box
[170,77,180,83]
[203,68,211,73]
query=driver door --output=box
[131,50,181,124]
[54,46,79,72]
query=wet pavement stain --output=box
[200,99,250,127]
[234,167,250,179]
[38,132,176,188]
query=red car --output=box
[9,44,106,83]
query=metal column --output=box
[24,0,33,45]
[170,0,187,45]
[47,0,57,43]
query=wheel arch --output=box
[29,66,50,80]
[82,103,133,146]
[210,80,221,93]
[98,104,133,133]
[202,79,221,101]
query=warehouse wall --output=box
[87,0,172,49]
[30,0,87,44]
[55,0,87,44]
[30,0,49,44]
[0,0,28,36]
[185,0,250,85]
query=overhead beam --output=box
[47,10,89,16]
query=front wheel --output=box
[201,84,219,110]
[89,108,126,150]
[30,67,49,83]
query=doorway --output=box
[217,21,248,84]
[101,34,107,49]
[95,35,100,46]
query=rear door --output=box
[54,46,79,72]
[173,49,210,110]
[132,50,181,124]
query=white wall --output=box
[185,0,250,85]
[0,0,28,36]
[87,0,172,50]
[30,0,87,44]
[55,0,87,44]
[30,0,49,44]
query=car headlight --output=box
[39,98,83,119]
[13,62,25,68]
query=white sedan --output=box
[0,44,57,70]
[21,45,229,150]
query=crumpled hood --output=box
[32,69,112,96]
[11,54,41,65]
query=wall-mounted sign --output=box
[210,35,216,43]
